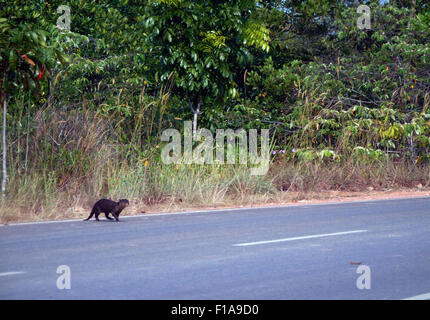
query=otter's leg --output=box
[105,212,114,220]
[94,208,101,221]
[111,211,120,222]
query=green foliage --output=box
[0,17,67,96]
[229,2,430,162]
[143,0,270,110]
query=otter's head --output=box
[118,199,130,209]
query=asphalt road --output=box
[0,197,429,300]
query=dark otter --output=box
[84,199,130,222]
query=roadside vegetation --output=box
[1,1,429,222]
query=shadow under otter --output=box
[84,199,129,222]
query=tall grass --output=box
[2,151,428,223]
[1,91,429,223]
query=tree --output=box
[143,0,270,134]
[0,17,67,198]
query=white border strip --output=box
[403,292,430,300]
[233,230,368,247]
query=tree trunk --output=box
[2,92,7,199]
[408,0,416,28]
[192,109,198,136]
[189,99,201,138]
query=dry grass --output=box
[1,157,429,223]
[2,100,429,224]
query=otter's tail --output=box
[83,208,95,221]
